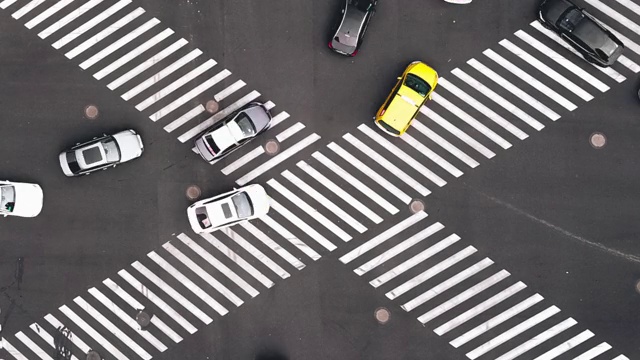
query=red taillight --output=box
[350,49,358,56]
[328,41,333,49]
[380,109,386,116]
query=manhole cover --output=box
[410,199,425,213]
[84,105,99,120]
[136,310,151,329]
[186,185,202,201]
[265,140,280,155]
[374,307,390,324]
[86,350,101,360]
[589,132,606,149]
[205,100,219,114]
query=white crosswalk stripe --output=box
[268,178,352,241]
[401,132,464,177]
[2,338,29,360]
[15,331,53,360]
[28,323,80,360]
[260,214,322,260]
[495,318,577,360]
[268,197,337,251]
[533,330,594,360]
[240,221,307,269]
[38,0,104,39]
[221,228,291,278]
[43,314,93,354]
[12,0,46,19]
[410,119,481,167]
[572,342,612,360]
[0,0,18,9]
[25,0,74,30]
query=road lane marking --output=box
[432,92,513,149]
[343,133,431,195]
[466,305,561,359]
[221,228,291,279]
[371,234,461,288]
[58,305,129,360]
[282,169,367,233]
[122,48,202,100]
[402,257,494,312]
[88,288,167,352]
[220,147,265,174]
[214,79,246,102]
[268,178,351,241]
[29,323,80,360]
[164,104,206,133]
[484,49,577,110]
[401,132,465,177]
[514,30,609,92]
[439,77,528,139]
[260,214,321,260]
[94,28,174,80]
[268,197,337,251]
[451,293,544,347]
[411,119,480,168]
[43,314,92,353]
[276,122,305,142]
[313,150,400,214]
[467,58,561,120]
[103,278,183,343]
[160,243,247,304]
[2,338,29,360]
[25,0,74,29]
[386,245,476,300]
[200,232,276,287]
[359,124,448,185]
[533,329,594,360]
[150,69,230,121]
[500,39,594,101]
[418,269,510,324]
[355,222,444,276]
[235,132,319,185]
[340,212,427,264]
[572,342,612,360]
[65,7,144,58]
[270,110,290,128]
[433,281,526,335]
[0,0,18,9]
[121,266,206,330]
[176,233,263,294]
[135,59,216,110]
[74,297,152,360]
[329,142,411,204]
[38,0,103,39]
[15,331,53,360]
[495,318,576,360]
[12,0,45,19]
[583,0,640,35]
[240,221,307,269]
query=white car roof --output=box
[209,121,245,153]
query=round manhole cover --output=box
[186,185,202,201]
[264,140,280,155]
[205,100,219,114]
[410,199,425,214]
[136,310,151,329]
[84,105,99,120]
[589,132,606,149]
[374,307,390,324]
[86,350,101,360]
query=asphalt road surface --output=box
[1,0,640,359]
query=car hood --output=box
[209,126,236,153]
[243,184,270,217]
[113,131,143,163]
[12,183,43,217]
[574,20,623,57]
[540,0,573,24]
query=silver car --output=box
[58,129,144,177]
[194,102,272,164]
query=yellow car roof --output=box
[383,90,422,131]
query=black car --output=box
[328,0,377,56]
[538,0,624,67]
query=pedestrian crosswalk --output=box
[338,212,630,360]
[0,0,317,177]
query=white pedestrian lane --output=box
[335,213,630,360]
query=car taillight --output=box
[328,41,333,49]
[380,109,385,116]
[350,49,358,56]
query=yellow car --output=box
[374,61,438,136]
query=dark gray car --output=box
[328,0,377,56]
[538,0,624,67]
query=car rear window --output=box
[66,152,81,173]
[205,135,221,154]
[378,120,400,135]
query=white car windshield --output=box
[0,185,16,213]
[231,192,253,218]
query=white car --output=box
[59,129,144,177]
[0,180,43,217]
[187,184,270,234]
